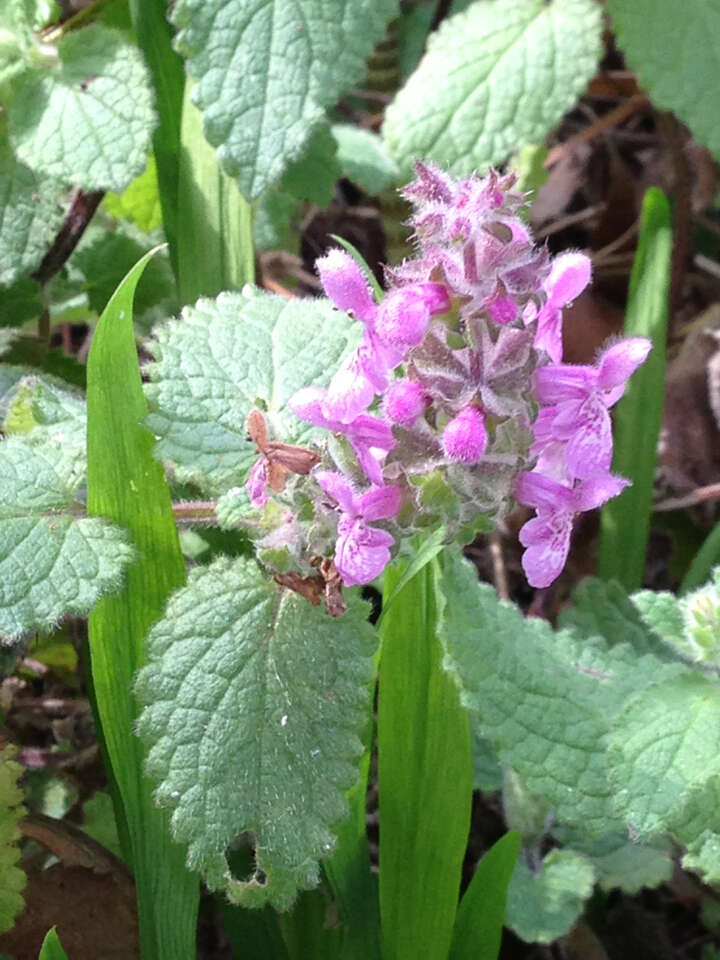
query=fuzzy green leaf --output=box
[0,744,26,934]
[280,125,340,206]
[607,0,720,159]
[575,833,672,894]
[608,674,720,839]
[0,136,65,287]
[505,849,595,944]
[383,0,602,178]
[438,550,681,836]
[8,24,156,192]
[144,288,359,495]
[0,434,133,638]
[558,577,661,657]
[633,570,720,665]
[135,556,377,909]
[172,0,400,199]
[104,155,163,233]
[331,124,399,195]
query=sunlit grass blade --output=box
[449,831,520,960]
[38,927,69,960]
[378,556,473,960]
[128,0,185,279]
[177,86,255,304]
[598,187,672,591]
[681,521,720,594]
[87,250,199,960]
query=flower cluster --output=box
[245,163,650,597]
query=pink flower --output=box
[289,386,395,486]
[442,406,488,464]
[530,252,592,362]
[533,338,652,480]
[317,248,449,423]
[246,458,269,508]
[374,283,449,347]
[516,470,630,587]
[383,379,427,426]
[315,471,402,586]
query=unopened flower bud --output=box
[442,406,487,463]
[384,379,426,426]
[376,283,449,347]
[316,248,376,323]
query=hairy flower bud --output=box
[442,406,488,463]
[383,379,426,426]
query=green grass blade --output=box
[177,86,255,304]
[38,927,69,960]
[681,521,720,594]
[323,685,381,960]
[449,831,520,960]
[128,0,185,279]
[87,249,200,960]
[598,187,672,591]
[377,557,473,960]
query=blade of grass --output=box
[323,680,381,960]
[598,187,672,591]
[681,520,720,593]
[128,0,185,279]
[177,86,255,304]
[377,556,473,960]
[38,927,69,960]
[86,249,200,960]
[449,831,520,960]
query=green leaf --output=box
[0,743,26,935]
[668,775,720,883]
[38,927,69,960]
[505,849,595,944]
[253,188,300,255]
[682,523,720,594]
[438,549,681,836]
[0,136,65,287]
[172,0,400,199]
[73,231,176,318]
[568,833,672,894]
[128,0,186,276]
[598,188,672,590]
[176,83,255,305]
[144,288,360,495]
[330,124,399,195]
[449,831,520,960]
[135,556,377,909]
[0,329,18,358]
[378,557,473,960]
[607,0,720,159]
[281,126,340,206]
[608,673,720,839]
[82,791,123,860]
[383,0,602,179]
[87,248,200,959]
[0,434,134,639]
[9,24,156,192]
[3,375,86,454]
[104,155,163,233]
[558,577,660,657]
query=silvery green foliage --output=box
[633,570,720,665]
[135,556,377,909]
[171,0,400,199]
[607,0,720,159]
[144,288,360,496]
[0,137,65,287]
[8,24,156,192]
[330,124,400,195]
[505,849,596,944]
[383,0,602,179]
[438,550,720,919]
[0,377,132,640]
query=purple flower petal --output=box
[596,337,652,390]
[315,470,356,514]
[246,458,269,508]
[335,516,394,586]
[357,484,403,522]
[317,248,376,323]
